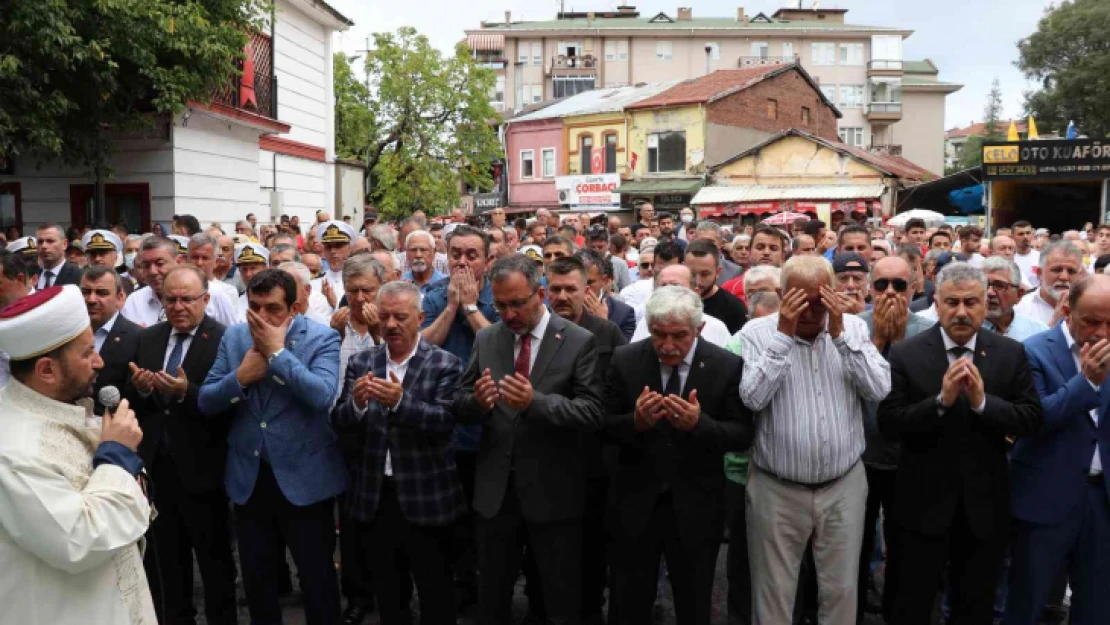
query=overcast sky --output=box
[327,0,1054,132]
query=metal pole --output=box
[984,181,993,236]
[1101,178,1109,225]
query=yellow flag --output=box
[1027,116,1039,140]
[1007,120,1019,141]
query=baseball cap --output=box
[832,252,870,274]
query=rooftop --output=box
[903,59,938,74]
[625,63,839,116]
[509,81,683,123]
[476,14,907,34]
[946,120,1029,139]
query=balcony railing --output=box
[866,102,903,115]
[868,144,903,157]
[551,54,598,71]
[738,56,794,68]
[213,31,277,119]
[868,60,904,71]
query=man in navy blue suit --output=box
[199,269,347,625]
[1006,274,1110,625]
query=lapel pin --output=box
[555,333,562,340]
[980,350,986,357]
[699,361,705,369]
[113,337,120,342]
[201,333,208,340]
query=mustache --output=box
[950,316,975,327]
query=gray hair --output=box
[980,257,1021,287]
[404,229,435,249]
[277,261,311,287]
[743,265,781,292]
[733,234,751,245]
[1039,240,1084,270]
[936,261,988,291]
[645,285,704,330]
[872,239,891,254]
[781,255,834,289]
[342,254,386,284]
[370,224,397,251]
[695,221,721,235]
[377,280,423,308]
[188,232,218,251]
[490,254,542,290]
[747,290,782,317]
[924,249,946,264]
[270,243,301,262]
[125,234,143,245]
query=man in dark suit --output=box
[453,254,604,625]
[36,224,82,288]
[333,281,465,625]
[550,255,628,623]
[577,249,636,340]
[81,266,140,415]
[1006,274,1110,625]
[879,262,1042,625]
[605,285,754,625]
[124,265,237,625]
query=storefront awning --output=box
[466,33,504,52]
[617,179,704,195]
[690,184,886,205]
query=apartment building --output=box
[465,5,961,175]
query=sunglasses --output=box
[640,262,652,269]
[872,278,909,293]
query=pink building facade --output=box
[505,118,564,210]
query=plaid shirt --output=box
[332,339,467,525]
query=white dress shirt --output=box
[660,338,697,394]
[121,285,239,329]
[619,279,655,316]
[93,313,120,353]
[36,259,66,290]
[1062,320,1103,475]
[633,313,732,348]
[1013,290,1058,327]
[513,308,550,375]
[938,328,986,413]
[162,325,199,371]
[352,339,421,476]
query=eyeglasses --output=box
[987,280,1016,292]
[872,278,909,293]
[640,263,652,269]
[493,288,539,313]
[163,293,206,306]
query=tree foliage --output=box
[957,135,987,171]
[340,27,501,219]
[982,79,1005,142]
[1018,0,1110,137]
[334,53,374,163]
[0,0,266,168]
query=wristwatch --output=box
[267,348,285,364]
[464,304,480,315]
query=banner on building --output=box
[982,139,1110,181]
[555,174,621,207]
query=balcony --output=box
[549,54,598,75]
[868,59,904,76]
[213,31,277,119]
[476,59,508,70]
[865,101,903,122]
[737,56,795,68]
[868,144,903,157]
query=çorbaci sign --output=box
[555,174,620,207]
[982,139,1110,181]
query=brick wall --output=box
[706,69,840,142]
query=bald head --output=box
[655,264,694,290]
[1067,274,1110,347]
[872,256,912,281]
[991,235,1016,261]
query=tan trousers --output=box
[746,461,867,625]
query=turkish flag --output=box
[591,147,604,174]
[630,151,638,171]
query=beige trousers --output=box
[746,461,868,625]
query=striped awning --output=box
[467,33,504,52]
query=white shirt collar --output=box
[518,307,551,344]
[386,338,421,366]
[1062,319,1079,353]
[96,312,120,335]
[44,258,65,273]
[174,324,202,339]
[940,327,977,353]
[679,338,699,368]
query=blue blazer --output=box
[198,315,347,506]
[605,294,636,341]
[1014,323,1110,524]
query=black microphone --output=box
[98,385,122,414]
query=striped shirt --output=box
[739,313,890,484]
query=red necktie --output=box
[514,334,532,378]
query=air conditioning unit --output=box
[558,190,570,203]
[269,190,284,220]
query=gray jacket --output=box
[857,310,935,470]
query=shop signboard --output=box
[555,174,620,207]
[982,139,1110,181]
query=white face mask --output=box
[124,252,137,269]
[681,214,694,223]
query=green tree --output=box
[333,53,373,162]
[957,135,987,171]
[348,27,501,219]
[0,0,266,169]
[1018,0,1110,137]
[983,78,1005,141]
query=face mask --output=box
[124,252,137,269]
[681,215,694,223]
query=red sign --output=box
[630,151,638,171]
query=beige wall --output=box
[891,90,946,176]
[705,125,776,166]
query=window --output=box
[706,42,721,60]
[647,131,685,173]
[580,135,593,174]
[767,99,778,119]
[70,184,150,232]
[605,41,617,61]
[820,84,837,103]
[532,42,543,66]
[839,127,864,147]
[782,42,794,59]
[751,42,769,59]
[870,35,903,69]
[541,148,556,178]
[531,84,542,103]
[518,43,528,64]
[553,75,595,98]
[0,183,22,233]
[801,106,811,125]
[838,85,864,108]
[520,150,535,179]
[811,42,836,66]
[605,134,618,174]
[656,41,673,61]
[618,41,629,60]
[492,75,505,104]
[839,43,864,66]
[558,41,582,57]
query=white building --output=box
[0,0,352,234]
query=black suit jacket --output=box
[50,261,83,287]
[93,314,142,415]
[878,327,1042,538]
[126,315,231,493]
[604,338,754,539]
[605,294,636,341]
[453,312,604,523]
[576,312,628,478]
